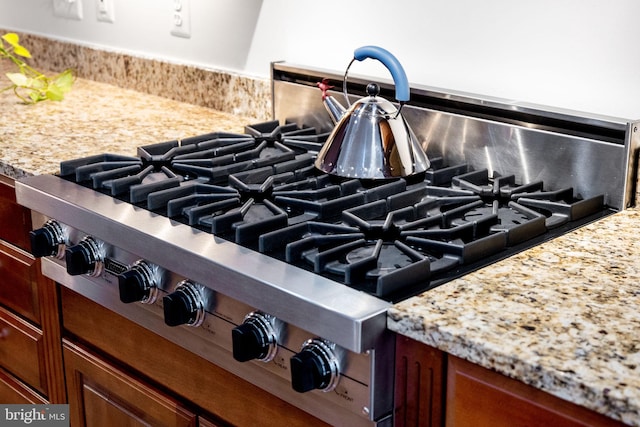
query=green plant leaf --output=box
[6,72,29,87]
[46,84,64,101]
[1,33,19,45]
[1,33,31,58]
[12,44,31,58]
[53,69,74,93]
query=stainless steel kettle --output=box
[315,45,430,180]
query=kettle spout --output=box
[317,79,346,125]
[323,96,347,125]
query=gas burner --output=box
[453,169,544,198]
[245,120,331,154]
[446,200,547,245]
[304,239,434,297]
[146,183,239,224]
[59,153,183,201]
[274,178,407,222]
[513,188,605,228]
[228,154,317,197]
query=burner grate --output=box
[57,121,608,300]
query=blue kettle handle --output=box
[353,45,410,102]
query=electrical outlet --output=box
[96,0,115,23]
[52,0,83,20]
[170,0,191,39]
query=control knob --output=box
[29,220,67,259]
[64,236,104,277]
[118,260,159,304]
[232,312,278,362]
[163,280,205,327]
[290,339,340,393]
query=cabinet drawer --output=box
[0,366,47,404]
[0,240,40,324]
[64,341,197,427]
[0,306,46,395]
[0,176,32,250]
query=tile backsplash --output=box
[4,31,271,120]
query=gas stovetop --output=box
[14,62,639,427]
[57,119,609,302]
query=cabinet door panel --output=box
[63,341,196,427]
[446,355,626,427]
[0,306,46,394]
[0,240,40,324]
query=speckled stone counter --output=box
[0,73,251,179]
[388,209,640,425]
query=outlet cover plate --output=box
[96,0,115,23]
[170,0,191,38]
[53,0,83,20]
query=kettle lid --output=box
[352,83,398,119]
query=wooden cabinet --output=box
[0,175,65,403]
[63,341,197,427]
[61,286,329,427]
[395,336,627,427]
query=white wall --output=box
[1,0,639,119]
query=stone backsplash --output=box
[2,30,271,120]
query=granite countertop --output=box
[389,208,640,425]
[0,73,250,179]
